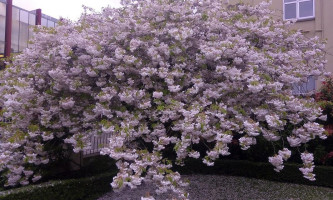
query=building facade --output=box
[228,0,333,92]
[0,0,57,58]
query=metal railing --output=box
[82,133,112,157]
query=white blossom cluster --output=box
[0,0,328,198]
[299,152,315,181]
[268,148,291,172]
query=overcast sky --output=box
[12,0,122,21]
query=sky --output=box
[12,0,122,21]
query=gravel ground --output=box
[98,175,333,200]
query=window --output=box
[284,0,315,20]
[19,10,29,51]
[292,76,316,95]
[11,7,20,53]
[41,18,47,27]
[0,2,6,55]
[47,20,55,28]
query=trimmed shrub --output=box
[0,171,116,200]
[41,155,117,182]
[174,159,333,188]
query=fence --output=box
[82,133,112,157]
[0,115,114,158]
[0,114,111,158]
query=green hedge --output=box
[173,159,333,188]
[41,155,117,182]
[1,159,332,200]
[0,171,117,200]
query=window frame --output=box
[283,0,315,21]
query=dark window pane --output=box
[299,0,314,18]
[285,3,297,19]
[284,0,296,3]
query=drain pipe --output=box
[4,0,13,58]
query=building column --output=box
[36,9,42,25]
[4,0,13,58]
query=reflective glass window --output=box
[284,3,297,20]
[29,13,35,25]
[19,9,28,23]
[299,0,314,18]
[284,0,315,20]
[11,7,20,53]
[19,10,29,51]
[47,20,55,28]
[28,13,36,48]
[292,76,316,95]
[41,17,47,26]
[0,2,6,55]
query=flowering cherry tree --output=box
[0,0,329,198]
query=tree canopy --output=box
[0,0,328,199]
